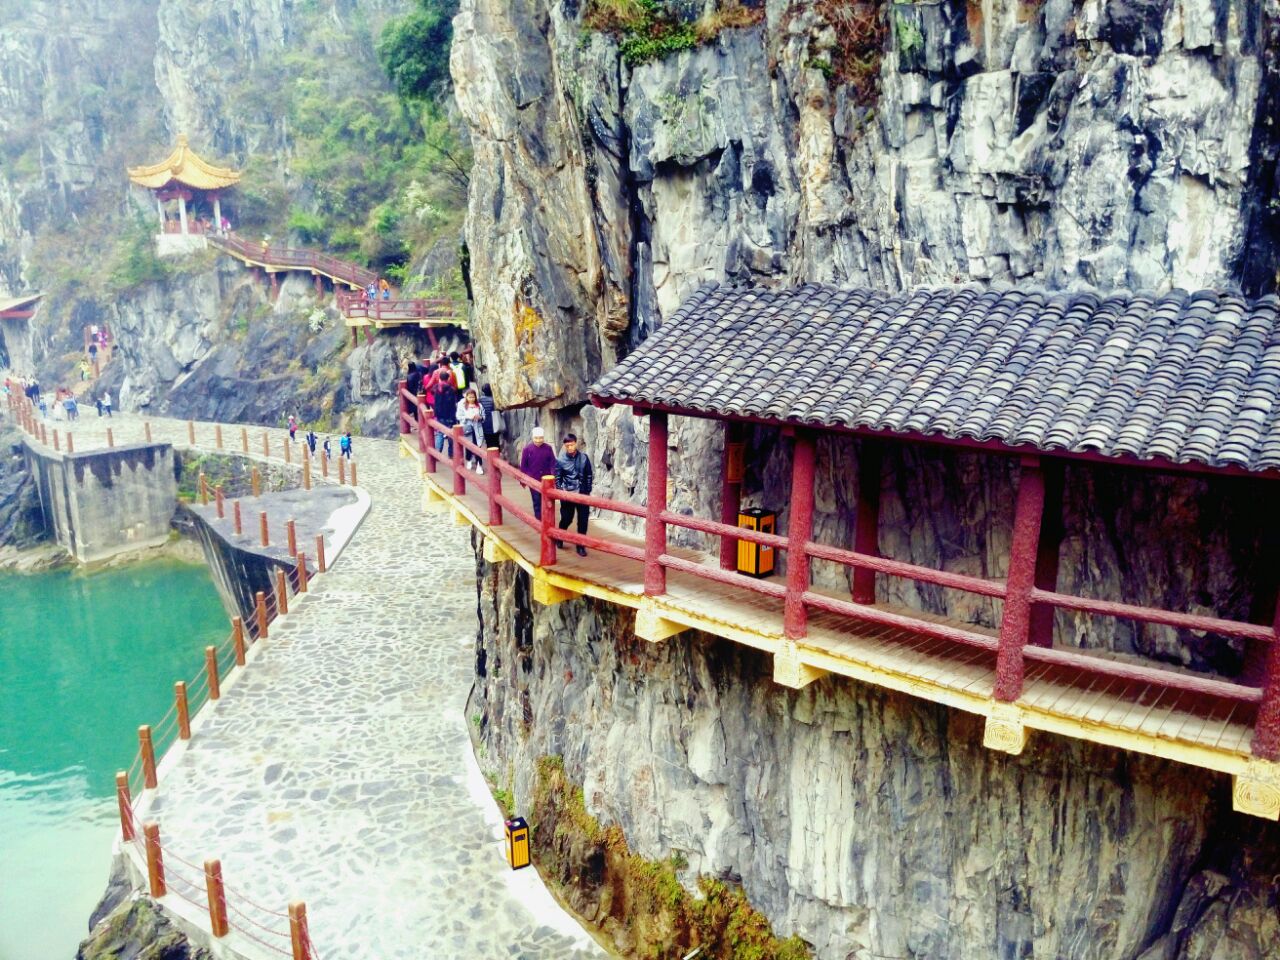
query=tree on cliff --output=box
[377,0,458,103]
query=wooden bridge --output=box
[207,234,466,335]
[397,386,1280,820]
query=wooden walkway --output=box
[404,439,1280,820]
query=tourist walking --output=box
[306,430,318,455]
[480,384,501,447]
[460,389,485,473]
[365,280,377,302]
[430,368,458,456]
[379,278,391,300]
[519,426,558,520]
[95,395,103,417]
[102,391,112,417]
[323,436,332,459]
[555,433,593,556]
[79,359,90,381]
[288,414,298,441]
[339,432,353,459]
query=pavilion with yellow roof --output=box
[127,134,240,241]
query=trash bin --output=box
[505,817,531,870]
[737,509,777,578]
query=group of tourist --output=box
[406,350,594,557]
[363,278,393,302]
[287,414,354,461]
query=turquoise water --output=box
[0,561,230,960]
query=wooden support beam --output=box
[644,411,668,596]
[1232,760,1280,820]
[773,640,828,689]
[635,601,687,643]
[784,430,817,640]
[994,457,1046,701]
[532,576,576,607]
[851,441,882,604]
[983,702,1029,755]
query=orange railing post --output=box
[215,424,223,450]
[106,427,114,449]
[115,771,135,841]
[188,420,195,444]
[256,591,269,639]
[284,438,292,464]
[286,518,297,557]
[215,485,225,519]
[296,554,309,593]
[451,425,465,495]
[262,430,270,456]
[52,429,59,452]
[232,617,246,666]
[487,448,503,526]
[350,460,358,487]
[276,568,289,615]
[321,450,329,479]
[303,456,312,490]
[139,725,158,789]
[66,432,74,453]
[175,681,191,740]
[260,511,269,547]
[241,426,249,453]
[199,472,209,506]
[143,822,166,898]
[205,646,220,700]
[539,476,557,566]
[289,901,310,960]
[315,535,326,574]
[337,456,346,486]
[233,500,243,535]
[204,859,229,938]
[145,421,153,443]
[252,467,262,497]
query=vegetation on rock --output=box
[585,0,763,66]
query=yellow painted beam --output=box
[983,703,1029,755]
[1232,760,1280,820]
[635,602,688,643]
[532,575,577,607]
[773,640,828,689]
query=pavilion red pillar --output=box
[718,422,744,571]
[644,411,668,596]
[994,456,1046,701]
[851,441,882,604]
[783,430,817,640]
[1028,461,1065,647]
[1252,598,1280,759]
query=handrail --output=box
[209,232,377,288]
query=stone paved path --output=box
[10,411,606,960]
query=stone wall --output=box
[22,437,178,563]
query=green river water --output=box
[0,560,229,960]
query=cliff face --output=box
[455,0,1280,956]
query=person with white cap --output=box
[519,425,559,520]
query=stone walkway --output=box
[10,411,606,960]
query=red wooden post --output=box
[139,725,157,789]
[303,457,312,490]
[215,424,223,450]
[262,431,270,456]
[260,511,270,546]
[397,379,411,435]
[994,456,1047,702]
[276,568,289,616]
[52,429,60,452]
[644,411,668,596]
[215,485,225,519]
[115,772,135,841]
[233,500,243,536]
[315,534,327,574]
[199,472,209,506]
[175,681,191,740]
[320,450,329,479]
[286,518,297,557]
[143,822,166,897]
[539,476,557,566]
[422,405,435,468]
[1251,596,1280,759]
[1028,462,1065,648]
[289,901,310,960]
[241,426,249,453]
[487,448,503,526]
[350,460,358,487]
[296,554,309,593]
[252,467,262,497]
[783,430,817,639]
[145,421,152,443]
[65,433,73,453]
[337,455,346,485]
[719,422,744,570]
[204,859,229,937]
[232,617,246,666]
[256,591,269,639]
[284,437,292,464]
[205,646,221,700]
[851,441,882,604]
[187,420,195,444]
[452,425,465,494]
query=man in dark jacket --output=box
[519,426,558,519]
[554,433,593,556]
[431,369,459,455]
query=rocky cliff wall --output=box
[454,0,1280,955]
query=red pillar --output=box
[994,456,1046,701]
[851,441,882,604]
[452,425,465,495]
[783,430,817,640]
[1028,461,1065,647]
[644,411,668,596]
[539,476,557,566]
[719,422,744,571]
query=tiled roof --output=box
[589,283,1280,473]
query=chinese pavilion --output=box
[127,134,240,243]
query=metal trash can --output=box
[505,817,531,870]
[737,508,777,578]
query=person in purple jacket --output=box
[519,426,558,520]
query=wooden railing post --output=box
[276,568,289,615]
[539,476,557,566]
[215,424,223,450]
[320,450,329,479]
[241,426,249,453]
[204,859,229,937]
[106,427,114,449]
[215,485,225,519]
[286,518,297,557]
[143,822,166,898]
[350,460,358,487]
[233,500,242,536]
[303,456,312,490]
[115,771,135,841]
[719,422,744,570]
[252,467,261,498]
[289,901,310,960]
[256,591,269,639]
[145,421,152,443]
[139,725,158,789]
[284,438,291,464]
[1252,598,1280,760]
[315,535,326,574]
[297,554,309,593]
[851,441,882,604]
[397,380,411,435]
[262,430,270,457]
[199,472,209,506]
[337,455,346,485]
[994,456,1047,702]
[487,448,503,526]
[644,411,668,596]
[784,430,817,639]
[53,429,59,452]
[187,420,195,444]
[66,432,73,453]
[232,617,246,666]
[422,405,435,468]
[175,681,191,740]
[205,646,220,700]
[452,425,465,494]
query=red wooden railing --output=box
[397,384,1280,761]
[208,233,377,289]
[335,290,462,325]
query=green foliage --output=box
[810,0,886,106]
[806,57,835,79]
[377,0,457,102]
[287,207,328,243]
[109,218,171,290]
[894,10,924,57]
[586,0,761,67]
